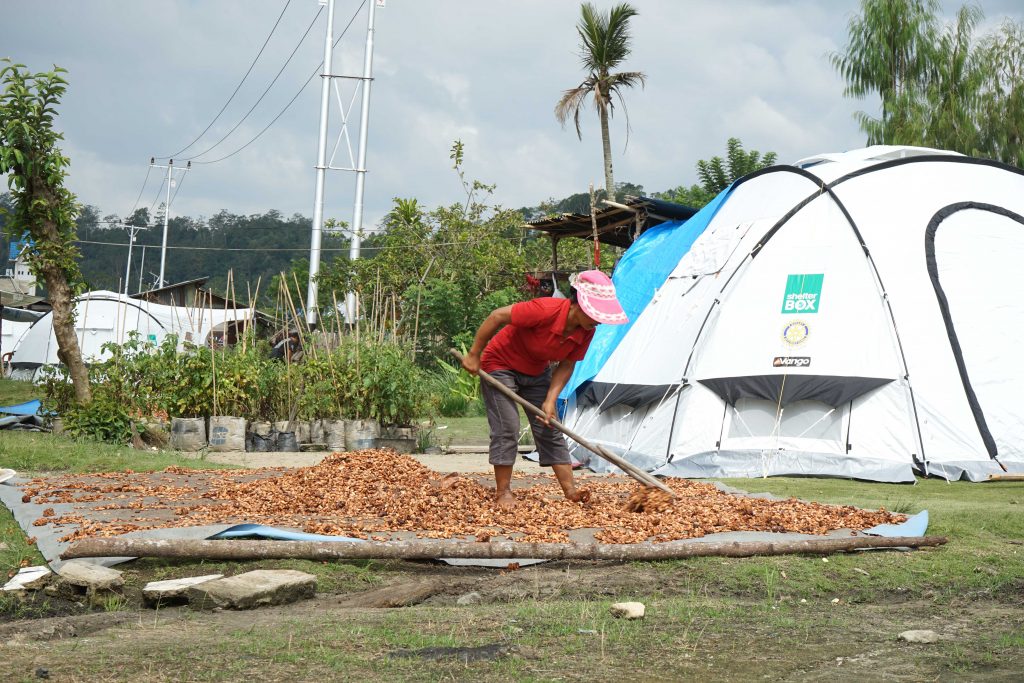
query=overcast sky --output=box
[3,0,1022,235]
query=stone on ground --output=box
[143,574,224,606]
[187,570,316,610]
[899,629,940,644]
[337,580,441,608]
[456,591,483,606]
[57,561,124,591]
[610,602,646,620]
[2,566,52,592]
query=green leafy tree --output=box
[830,0,940,145]
[0,61,91,403]
[976,19,1024,167]
[831,0,1024,166]
[555,2,646,198]
[660,138,778,209]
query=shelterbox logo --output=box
[782,274,824,314]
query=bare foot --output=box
[565,488,592,503]
[495,489,518,509]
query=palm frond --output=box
[555,83,595,140]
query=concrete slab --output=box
[187,569,316,610]
[2,566,51,592]
[58,560,124,591]
[143,574,224,606]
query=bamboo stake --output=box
[209,289,218,418]
[243,281,253,354]
[62,535,948,563]
[450,349,672,495]
[282,274,307,357]
[290,272,312,335]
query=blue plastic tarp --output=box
[0,399,41,416]
[560,189,733,404]
[864,510,929,537]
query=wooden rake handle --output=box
[450,349,674,496]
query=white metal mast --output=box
[305,0,336,328]
[346,0,377,318]
[306,0,379,327]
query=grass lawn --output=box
[1,382,1021,680]
[0,378,40,406]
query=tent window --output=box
[728,399,841,440]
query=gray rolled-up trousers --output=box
[481,368,571,467]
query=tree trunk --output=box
[30,184,91,405]
[62,535,947,562]
[599,100,615,199]
[42,262,91,404]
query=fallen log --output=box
[62,535,947,562]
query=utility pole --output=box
[148,157,191,288]
[112,221,149,296]
[306,0,380,327]
[138,245,147,294]
[306,0,336,329]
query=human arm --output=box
[461,305,513,374]
[539,359,577,425]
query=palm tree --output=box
[555,2,646,199]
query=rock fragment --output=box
[187,569,316,610]
[610,601,645,619]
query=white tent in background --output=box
[563,146,1024,482]
[9,290,254,381]
[2,318,34,365]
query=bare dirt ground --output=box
[2,558,1022,682]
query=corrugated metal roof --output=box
[524,196,697,248]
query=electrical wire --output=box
[147,176,168,214]
[191,0,366,166]
[75,233,541,253]
[181,5,323,162]
[157,0,292,160]
[168,170,187,207]
[126,165,152,218]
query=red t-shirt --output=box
[481,298,595,375]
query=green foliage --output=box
[0,60,92,403]
[354,340,430,425]
[62,393,138,444]
[659,138,779,209]
[0,60,83,291]
[434,349,483,417]
[832,1,1024,166]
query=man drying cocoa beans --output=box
[461,270,628,508]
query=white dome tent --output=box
[9,290,255,381]
[562,146,1024,482]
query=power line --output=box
[181,5,323,162]
[191,0,366,166]
[147,176,168,213]
[169,169,188,207]
[126,165,152,217]
[158,0,292,160]
[75,233,540,253]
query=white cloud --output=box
[2,0,1021,236]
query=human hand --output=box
[539,397,558,426]
[461,352,481,375]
